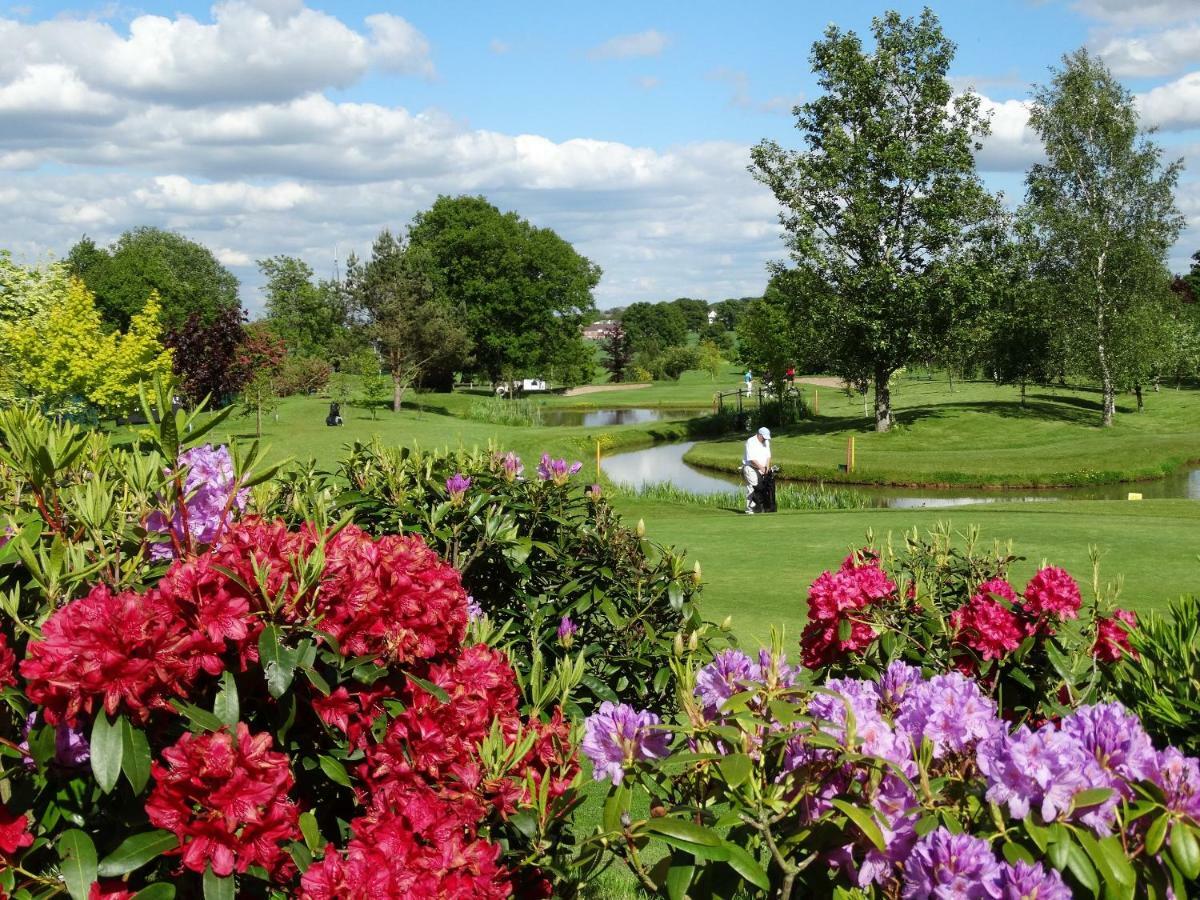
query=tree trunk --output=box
[1020,381,1027,407]
[1097,338,1115,427]
[392,374,404,413]
[255,402,262,437]
[873,367,893,433]
[1135,383,1143,412]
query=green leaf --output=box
[665,857,693,900]
[318,755,352,788]
[717,753,752,788]
[57,829,98,900]
[1070,787,1114,810]
[1064,840,1099,895]
[299,811,322,852]
[403,671,449,704]
[171,701,225,732]
[131,886,175,900]
[831,799,886,853]
[202,865,235,900]
[97,830,178,877]
[120,718,152,795]
[724,842,770,891]
[667,580,684,612]
[258,624,297,699]
[1145,813,1169,856]
[90,713,124,795]
[213,671,239,727]
[1169,822,1200,881]
[640,817,722,847]
[1001,842,1035,866]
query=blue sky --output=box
[3,0,1200,311]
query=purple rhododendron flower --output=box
[896,672,1000,758]
[582,701,671,785]
[445,472,471,503]
[1059,702,1157,789]
[880,660,923,707]
[146,444,247,560]
[999,860,1072,900]
[497,451,524,481]
[1154,747,1200,820]
[977,725,1117,833]
[695,649,756,718]
[902,828,1002,899]
[755,648,797,690]
[466,595,483,622]
[557,616,578,647]
[22,712,89,768]
[536,453,583,485]
[852,775,920,886]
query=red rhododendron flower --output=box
[145,724,299,879]
[155,552,260,669]
[1094,609,1137,663]
[312,683,395,749]
[317,527,467,665]
[21,585,203,725]
[1022,566,1082,623]
[951,595,1025,661]
[89,882,137,900]
[299,804,509,900]
[800,618,877,668]
[0,803,33,856]
[0,633,16,690]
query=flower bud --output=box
[720,615,733,631]
[673,633,685,656]
[636,518,645,537]
[620,812,632,828]
[687,631,699,651]
[692,560,702,584]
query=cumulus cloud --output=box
[1095,22,1200,77]
[0,2,434,107]
[588,29,670,60]
[1073,0,1200,27]
[974,96,1044,171]
[1137,70,1200,129]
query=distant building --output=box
[583,319,618,340]
[707,309,718,325]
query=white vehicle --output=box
[495,378,548,396]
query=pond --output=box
[601,442,1200,507]
[540,407,699,427]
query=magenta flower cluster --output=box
[536,453,582,485]
[902,829,1071,899]
[445,472,471,504]
[145,444,247,560]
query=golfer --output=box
[743,426,771,515]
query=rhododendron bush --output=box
[263,438,728,713]
[802,525,1137,720]
[583,645,1200,898]
[0,518,585,898]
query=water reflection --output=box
[541,407,697,427]
[601,442,1200,507]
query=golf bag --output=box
[325,402,343,427]
[750,466,778,513]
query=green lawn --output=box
[685,378,1200,487]
[614,498,1200,648]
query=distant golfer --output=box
[743,426,771,515]
[744,369,752,393]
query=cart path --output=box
[563,382,652,396]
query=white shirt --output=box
[744,435,771,468]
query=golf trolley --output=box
[750,465,779,514]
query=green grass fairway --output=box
[685,378,1200,487]
[613,498,1200,648]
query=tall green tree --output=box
[258,256,351,361]
[601,322,633,382]
[668,297,710,332]
[1024,49,1184,426]
[751,9,999,431]
[621,301,688,356]
[406,195,600,385]
[67,228,241,331]
[344,230,473,408]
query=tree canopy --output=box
[621,301,689,356]
[67,227,241,331]
[258,256,352,362]
[751,8,998,431]
[406,195,600,385]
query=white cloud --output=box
[215,247,252,266]
[588,29,669,60]
[489,38,510,55]
[1095,22,1200,77]
[1073,0,1200,27]
[1137,71,1200,129]
[974,96,1044,171]
[708,68,801,115]
[0,2,434,107]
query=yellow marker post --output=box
[850,436,856,472]
[1127,492,1143,501]
[596,440,602,480]
[814,389,819,416]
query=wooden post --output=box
[814,389,819,416]
[595,439,602,480]
[850,436,856,471]
[846,436,856,472]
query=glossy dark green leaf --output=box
[213,671,239,727]
[97,830,178,877]
[202,865,235,900]
[58,829,98,900]
[90,713,124,795]
[318,755,352,787]
[120,718,152,795]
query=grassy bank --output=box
[683,378,1200,488]
[613,497,1200,648]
